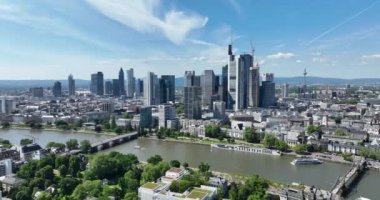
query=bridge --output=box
[331,158,366,199]
[90,132,139,153]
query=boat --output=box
[134,145,141,149]
[211,144,282,156]
[356,197,371,200]
[291,158,323,165]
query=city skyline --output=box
[0,0,380,79]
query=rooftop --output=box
[168,167,184,173]
[186,188,212,199]
[141,182,160,190]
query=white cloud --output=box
[296,60,304,63]
[267,52,295,59]
[86,0,208,44]
[361,54,380,60]
[227,0,242,15]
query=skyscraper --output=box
[213,101,226,119]
[136,79,144,98]
[221,65,228,105]
[202,70,215,109]
[184,71,195,87]
[248,64,260,108]
[112,79,120,97]
[227,44,237,110]
[184,86,202,119]
[96,72,104,96]
[140,106,153,129]
[126,68,135,98]
[158,104,176,128]
[52,81,62,97]
[90,73,97,94]
[160,75,175,104]
[260,73,276,108]
[68,74,75,96]
[144,72,160,106]
[119,68,126,96]
[282,83,289,98]
[105,81,113,95]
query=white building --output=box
[158,104,176,128]
[0,159,12,177]
[213,101,225,119]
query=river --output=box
[0,129,378,198]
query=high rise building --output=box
[160,75,175,104]
[112,79,120,97]
[213,101,226,119]
[221,65,228,105]
[126,68,136,98]
[227,44,255,111]
[30,87,44,98]
[184,71,195,87]
[140,106,153,129]
[184,86,202,119]
[282,83,289,98]
[0,97,16,114]
[260,73,276,108]
[91,72,104,95]
[202,70,215,109]
[248,64,260,108]
[105,81,113,95]
[136,79,144,98]
[52,81,62,97]
[119,68,126,96]
[144,72,160,106]
[158,104,176,128]
[68,74,75,96]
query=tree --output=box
[244,128,260,143]
[58,165,68,177]
[35,192,52,200]
[20,138,33,146]
[294,144,308,154]
[335,117,342,125]
[198,162,210,173]
[110,116,117,130]
[115,127,123,134]
[59,177,79,196]
[263,134,277,148]
[36,165,54,180]
[95,125,102,133]
[69,155,81,177]
[80,140,91,153]
[46,142,65,149]
[66,139,79,150]
[124,192,138,200]
[147,155,163,165]
[182,162,189,169]
[15,187,31,200]
[170,160,181,168]
[71,180,103,200]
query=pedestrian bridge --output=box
[90,132,138,153]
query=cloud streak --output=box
[306,1,379,46]
[86,0,208,44]
[267,52,295,59]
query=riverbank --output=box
[4,125,118,136]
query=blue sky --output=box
[0,0,379,79]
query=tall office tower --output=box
[248,64,260,108]
[126,68,136,98]
[215,75,220,94]
[160,75,175,104]
[112,79,120,97]
[140,106,153,129]
[144,72,160,106]
[282,83,289,98]
[227,44,237,110]
[0,97,15,114]
[202,70,215,109]
[184,71,195,87]
[213,101,226,119]
[68,74,75,96]
[184,86,202,119]
[52,81,62,97]
[158,104,176,128]
[96,72,104,96]
[90,73,97,94]
[221,65,228,105]
[260,73,276,108]
[105,81,113,95]
[135,79,144,98]
[118,68,126,96]
[193,76,201,86]
[30,87,44,98]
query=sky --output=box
[0,0,379,80]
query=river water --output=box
[0,129,378,198]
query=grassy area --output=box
[187,188,211,199]
[141,182,160,190]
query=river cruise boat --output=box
[211,144,282,156]
[291,158,323,165]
